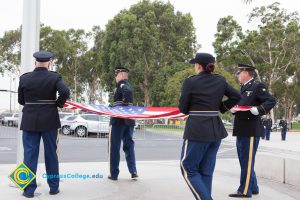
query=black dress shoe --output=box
[229,192,251,198]
[22,192,34,198]
[108,176,118,181]
[49,189,60,195]
[131,173,139,179]
[252,191,259,195]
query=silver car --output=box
[60,115,77,135]
[59,112,74,120]
[69,114,110,137]
[3,113,19,127]
[0,112,13,125]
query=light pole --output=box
[17,0,40,164]
[10,76,12,113]
[13,77,16,111]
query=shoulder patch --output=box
[252,80,262,87]
[257,81,267,88]
[120,83,125,88]
[253,80,261,84]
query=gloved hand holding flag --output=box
[231,105,252,112]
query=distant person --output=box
[279,119,288,141]
[18,51,70,198]
[229,63,276,198]
[265,117,272,141]
[261,117,266,139]
[108,66,138,181]
[179,53,241,200]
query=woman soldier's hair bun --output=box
[205,63,215,73]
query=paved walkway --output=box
[1,160,300,200]
[0,132,300,200]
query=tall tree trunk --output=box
[286,99,294,121]
[143,53,151,106]
[88,81,95,103]
[256,65,276,122]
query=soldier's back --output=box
[19,67,63,132]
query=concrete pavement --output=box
[1,131,300,199]
[1,160,300,200]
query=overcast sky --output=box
[0,0,299,110]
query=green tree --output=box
[162,66,239,107]
[213,16,244,73]
[40,25,90,102]
[0,28,21,75]
[0,25,92,102]
[100,0,198,106]
[79,26,106,104]
[214,2,300,120]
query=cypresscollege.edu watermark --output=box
[43,173,103,180]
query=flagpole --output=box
[17,0,40,164]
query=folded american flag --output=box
[64,101,186,119]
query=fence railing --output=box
[0,119,235,141]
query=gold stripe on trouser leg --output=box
[180,140,202,200]
[243,137,254,195]
[108,125,112,177]
[56,129,59,159]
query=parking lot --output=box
[1,125,300,200]
[2,114,296,165]
[0,123,240,164]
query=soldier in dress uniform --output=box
[229,63,276,198]
[260,116,266,139]
[279,119,288,141]
[108,66,138,181]
[179,53,241,200]
[18,51,70,198]
[265,117,272,140]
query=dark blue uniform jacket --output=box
[279,120,287,129]
[179,72,241,142]
[233,79,276,137]
[18,67,70,132]
[110,79,135,126]
[265,118,273,129]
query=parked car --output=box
[60,115,77,135]
[59,112,74,120]
[271,123,289,132]
[134,120,145,130]
[0,112,12,125]
[13,116,19,127]
[3,113,19,127]
[69,114,110,137]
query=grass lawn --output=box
[291,123,300,130]
[142,124,233,135]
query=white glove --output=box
[230,108,237,114]
[250,107,259,115]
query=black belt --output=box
[189,111,220,116]
[25,100,56,105]
[112,101,133,106]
